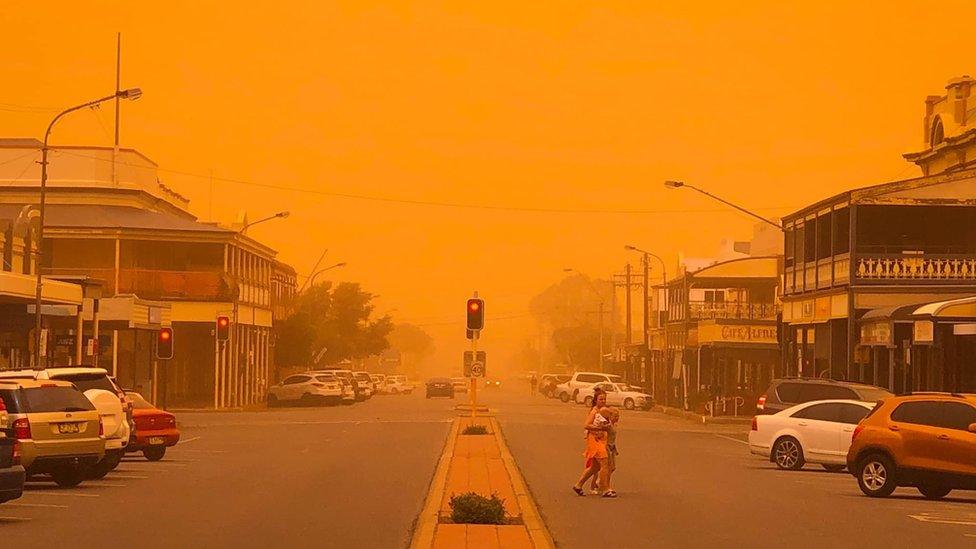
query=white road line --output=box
[106,475,149,480]
[87,482,128,487]
[22,491,99,498]
[0,516,32,521]
[714,434,748,445]
[909,514,976,527]
[4,502,69,509]
[178,436,202,445]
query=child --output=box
[604,407,620,497]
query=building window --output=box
[817,211,832,260]
[930,116,945,147]
[833,207,850,254]
[804,217,817,263]
[784,227,795,268]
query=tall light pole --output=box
[624,245,668,392]
[664,180,782,230]
[307,262,347,289]
[563,268,605,372]
[240,210,290,234]
[33,88,142,370]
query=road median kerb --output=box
[411,417,460,549]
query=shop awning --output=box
[911,295,976,319]
[0,271,81,306]
[860,302,932,322]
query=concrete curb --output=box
[410,418,460,549]
[491,417,556,549]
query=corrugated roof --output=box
[0,204,231,233]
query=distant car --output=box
[386,375,414,395]
[756,378,892,415]
[847,393,976,499]
[124,392,180,461]
[749,399,873,471]
[539,374,571,398]
[426,378,454,399]
[267,373,344,407]
[0,395,24,505]
[0,367,130,479]
[352,372,375,400]
[576,382,653,410]
[484,379,502,389]
[370,374,387,394]
[317,369,367,400]
[0,379,104,487]
[558,372,623,403]
[451,378,469,393]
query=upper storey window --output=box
[930,116,945,147]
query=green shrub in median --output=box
[449,492,506,524]
[461,424,489,435]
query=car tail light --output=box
[0,396,6,412]
[751,417,758,431]
[852,424,863,441]
[12,418,30,440]
[757,394,767,411]
[99,419,104,437]
[11,441,20,465]
[312,382,325,387]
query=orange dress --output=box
[583,410,608,467]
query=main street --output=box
[488,389,976,548]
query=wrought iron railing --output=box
[855,255,976,281]
[688,301,778,320]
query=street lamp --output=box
[307,262,347,289]
[563,268,606,372]
[240,210,290,234]
[33,88,142,370]
[664,180,782,230]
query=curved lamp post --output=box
[664,180,782,230]
[307,262,347,289]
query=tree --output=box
[388,323,435,374]
[529,274,614,371]
[275,281,393,366]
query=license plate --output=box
[148,436,166,445]
[58,423,80,434]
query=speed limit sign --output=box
[470,362,485,378]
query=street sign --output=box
[471,362,485,378]
[463,351,486,377]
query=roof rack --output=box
[905,391,967,398]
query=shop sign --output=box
[860,322,892,346]
[55,335,75,347]
[699,323,778,344]
[801,301,815,320]
[953,323,976,336]
[913,320,934,344]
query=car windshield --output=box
[53,373,116,394]
[126,392,155,410]
[19,386,96,413]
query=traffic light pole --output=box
[470,331,478,420]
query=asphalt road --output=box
[486,388,976,548]
[0,391,454,549]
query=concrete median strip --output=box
[410,416,554,549]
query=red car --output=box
[125,392,180,461]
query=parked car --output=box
[539,374,571,398]
[353,372,375,400]
[557,372,623,403]
[267,373,344,407]
[319,369,369,401]
[370,374,387,394]
[749,399,874,471]
[0,367,131,479]
[0,396,24,505]
[451,377,469,393]
[124,392,180,461]
[847,393,976,499]
[575,382,653,410]
[386,375,414,395]
[426,378,454,399]
[0,379,104,487]
[756,378,892,415]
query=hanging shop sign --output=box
[913,320,934,344]
[860,321,892,346]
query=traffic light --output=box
[216,316,230,341]
[466,298,484,331]
[156,328,174,360]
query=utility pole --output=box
[624,263,633,345]
[113,32,121,187]
[642,254,649,350]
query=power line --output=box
[53,149,791,215]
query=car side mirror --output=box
[969,423,976,434]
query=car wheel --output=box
[391,388,399,395]
[560,392,570,403]
[583,396,593,407]
[572,389,579,402]
[267,394,278,408]
[300,393,315,407]
[822,464,846,473]
[87,457,113,480]
[918,484,952,500]
[144,446,166,461]
[624,398,635,410]
[856,454,898,498]
[51,467,86,488]
[772,437,805,470]
[545,388,555,398]
[426,393,431,399]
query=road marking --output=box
[909,514,976,526]
[22,491,99,498]
[178,436,202,445]
[106,475,149,480]
[0,516,32,521]
[714,434,748,445]
[87,482,128,487]
[4,503,69,509]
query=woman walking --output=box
[572,389,613,497]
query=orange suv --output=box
[846,393,976,499]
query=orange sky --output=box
[2,2,974,372]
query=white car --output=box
[0,367,130,479]
[267,373,344,407]
[353,372,375,400]
[748,399,874,471]
[370,374,387,394]
[386,375,414,395]
[575,382,653,410]
[557,372,623,403]
[451,377,469,393]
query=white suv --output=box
[0,367,130,479]
[267,373,344,407]
[558,372,623,403]
[386,375,414,395]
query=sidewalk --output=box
[412,415,554,549]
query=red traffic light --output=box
[466,298,484,331]
[216,315,230,342]
[156,327,174,360]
